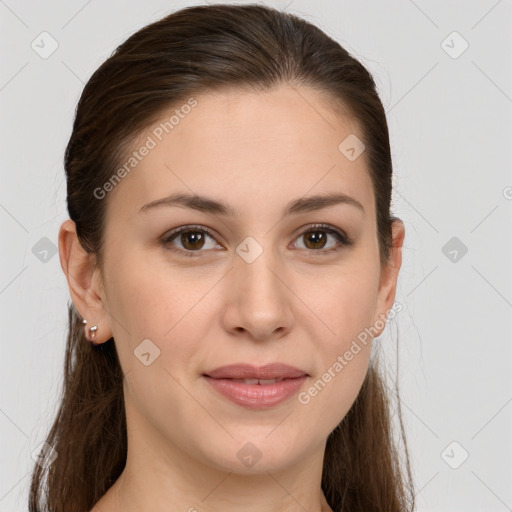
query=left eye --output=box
[161,224,351,257]
[293,225,350,252]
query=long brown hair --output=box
[29,4,415,511]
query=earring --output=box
[82,318,99,345]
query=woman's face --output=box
[84,84,403,474]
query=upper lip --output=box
[203,363,308,380]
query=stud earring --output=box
[82,318,99,345]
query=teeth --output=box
[230,378,284,384]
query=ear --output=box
[371,219,405,337]
[58,219,113,344]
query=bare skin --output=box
[59,83,405,512]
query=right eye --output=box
[161,225,224,257]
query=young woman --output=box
[29,4,415,511]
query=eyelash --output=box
[160,223,354,258]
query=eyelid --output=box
[161,223,353,257]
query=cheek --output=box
[309,259,379,348]
[297,300,374,442]
[298,264,378,427]
[105,255,218,373]
[104,260,212,429]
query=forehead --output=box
[105,85,375,223]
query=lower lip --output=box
[203,375,308,409]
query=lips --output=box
[203,365,309,408]
[203,363,308,380]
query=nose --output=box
[222,248,294,342]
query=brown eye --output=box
[179,230,206,250]
[293,224,352,254]
[302,230,328,250]
[162,226,221,257]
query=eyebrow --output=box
[139,191,365,217]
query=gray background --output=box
[1,0,511,510]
